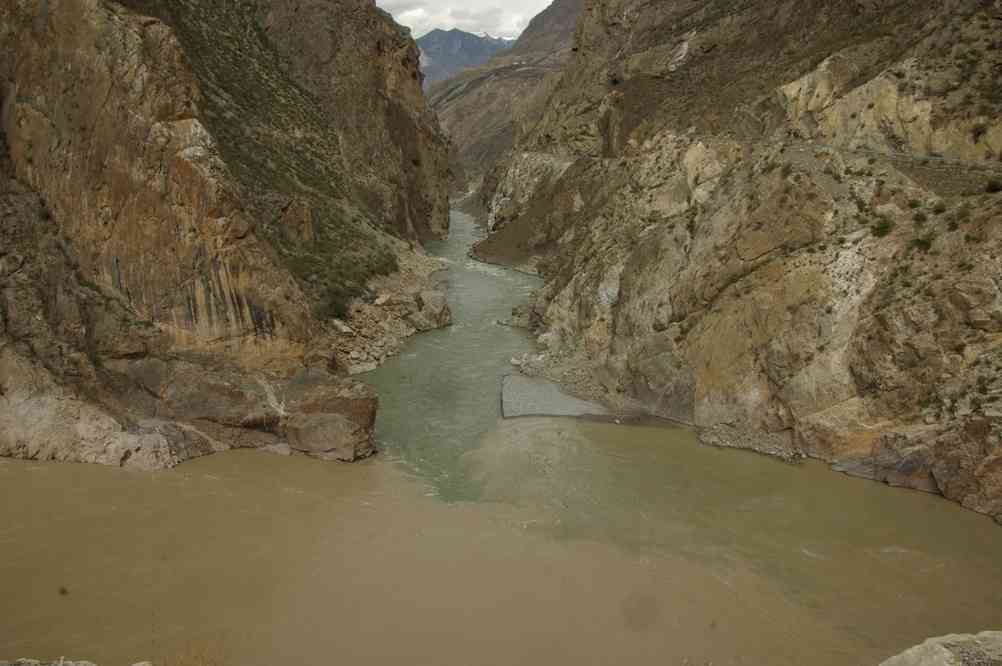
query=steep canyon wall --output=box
[0,0,450,467]
[475,0,1002,521]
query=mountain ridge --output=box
[418,28,515,87]
[427,0,585,195]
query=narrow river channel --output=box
[1,211,1000,665]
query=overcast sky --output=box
[376,0,552,39]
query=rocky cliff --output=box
[417,29,514,87]
[474,0,1002,521]
[0,0,450,468]
[427,0,583,195]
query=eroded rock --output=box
[472,0,1002,521]
[0,0,451,469]
[881,631,1002,666]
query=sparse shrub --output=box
[872,219,896,237]
[933,201,948,214]
[911,236,934,252]
[914,211,929,223]
[987,178,1002,193]
[972,123,988,143]
[315,283,362,320]
[908,198,922,209]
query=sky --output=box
[375,0,552,39]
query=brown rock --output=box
[285,411,376,462]
[466,0,1002,521]
[0,0,449,469]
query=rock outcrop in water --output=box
[427,0,583,195]
[471,0,1002,521]
[881,631,1002,665]
[0,0,450,468]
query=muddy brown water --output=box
[2,211,1000,665]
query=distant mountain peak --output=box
[417,28,515,87]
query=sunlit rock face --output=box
[0,0,451,467]
[472,0,1002,521]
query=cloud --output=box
[376,0,550,39]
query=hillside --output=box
[0,0,451,467]
[427,0,584,195]
[474,0,1002,521]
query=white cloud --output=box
[376,0,551,39]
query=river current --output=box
[2,211,1000,665]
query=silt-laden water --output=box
[1,211,1000,665]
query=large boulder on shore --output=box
[407,290,453,332]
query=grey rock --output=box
[407,290,453,332]
[261,441,293,457]
[880,631,1002,665]
[348,362,380,375]
[331,319,355,335]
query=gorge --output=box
[466,0,1002,525]
[1,0,1001,664]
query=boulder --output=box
[408,290,452,331]
[284,412,375,462]
[880,632,1002,665]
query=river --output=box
[1,210,1000,665]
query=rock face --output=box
[427,0,583,195]
[417,29,514,87]
[881,632,1002,665]
[0,0,450,468]
[473,0,1002,521]
[0,141,377,467]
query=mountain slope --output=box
[427,0,584,195]
[475,0,1002,521]
[418,28,513,87]
[0,0,451,467]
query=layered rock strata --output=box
[475,0,1002,521]
[0,0,451,468]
